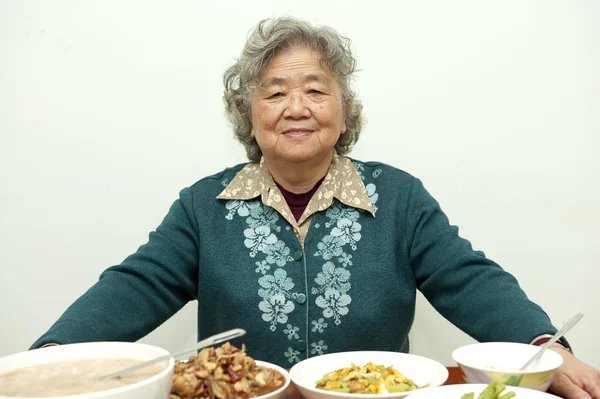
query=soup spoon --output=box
[520,313,583,371]
[96,328,246,381]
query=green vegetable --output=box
[460,382,516,399]
[387,383,411,393]
[315,377,329,385]
[478,382,496,399]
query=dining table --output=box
[281,366,465,399]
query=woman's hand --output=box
[549,347,600,399]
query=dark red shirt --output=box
[274,176,326,221]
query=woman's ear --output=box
[341,99,350,134]
[249,102,256,137]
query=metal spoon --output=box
[520,313,583,370]
[96,328,246,381]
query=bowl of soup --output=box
[0,341,174,399]
[452,342,563,392]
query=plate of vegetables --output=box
[289,351,448,399]
[315,362,420,394]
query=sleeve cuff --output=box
[530,334,572,353]
[39,343,60,348]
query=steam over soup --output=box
[0,358,164,397]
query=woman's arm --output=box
[404,178,600,398]
[404,177,564,345]
[31,187,199,348]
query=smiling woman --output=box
[24,16,600,399]
[249,46,348,191]
[222,18,363,166]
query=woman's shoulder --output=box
[347,157,418,185]
[181,162,250,197]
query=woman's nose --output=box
[283,93,311,119]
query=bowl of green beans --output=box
[451,343,563,392]
[404,382,560,398]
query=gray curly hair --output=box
[223,17,364,163]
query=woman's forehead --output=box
[260,47,334,85]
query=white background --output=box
[1,1,598,367]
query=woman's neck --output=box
[264,152,333,194]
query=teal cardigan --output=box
[31,160,561,366]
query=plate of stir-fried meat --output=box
[170,342,289,399]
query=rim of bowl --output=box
[451,342,563,374]
[289,351,449,398]
[255,360,291,398]
[0,341,175,399]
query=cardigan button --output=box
[292,250,303,261]
[295,340,306,351]
[296,294,306,304]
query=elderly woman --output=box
[32,17,598,398]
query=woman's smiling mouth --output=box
[281,128,314,137]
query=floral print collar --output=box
[216,155,375,230]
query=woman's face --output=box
[250,46,347,165]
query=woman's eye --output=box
[269,92,283,98]
[309,89,323,94]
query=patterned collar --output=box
[216,155,375,228]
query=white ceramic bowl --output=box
[254,360,291,399]
[289,351,449,399]
[405,383,561,398]
[452,342,563,392]
[0,342,174,399]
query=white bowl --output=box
[289,351,448,399]
[405,383,561,398]
[452,342,563,392]
[254,360,291,399]
[0,342,174,399]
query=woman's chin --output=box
[276,150,330,164]
[265,144,335,164]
